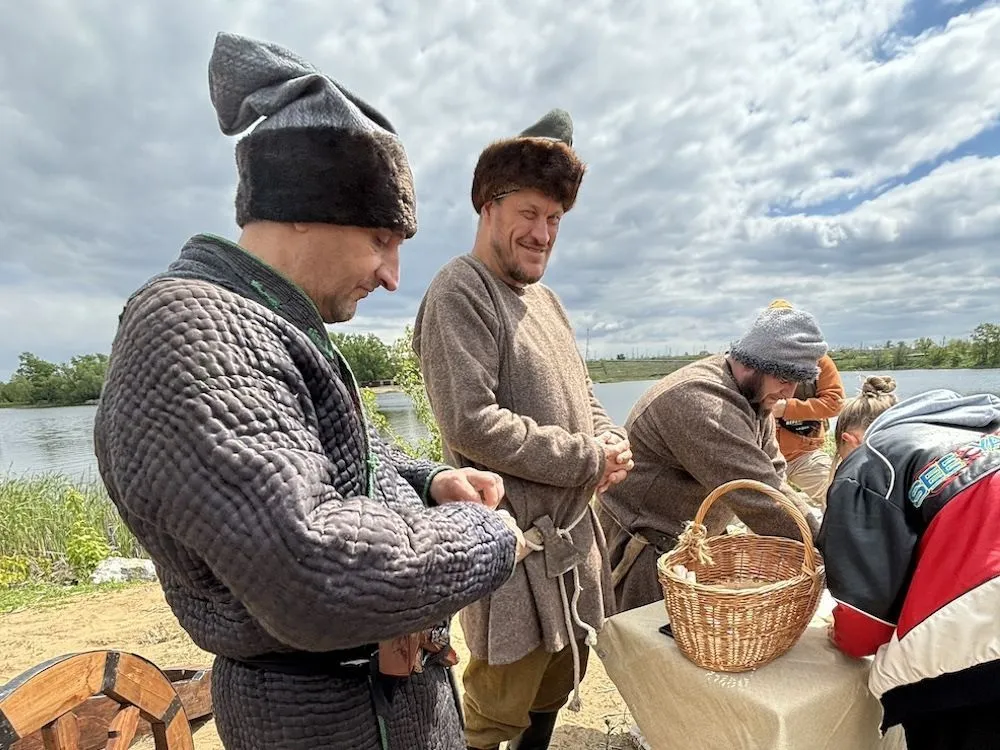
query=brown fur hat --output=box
[471,109,586,213]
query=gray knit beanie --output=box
[208,32,416,237]
[728,300,828,382]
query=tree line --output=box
[3,322,998,408]
[603,323,1000,371]
[830,323,1000,370]
[0,332,417,408]
[0,353,108,407]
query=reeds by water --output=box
[0,473,140,561]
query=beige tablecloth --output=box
[596,596,907,750]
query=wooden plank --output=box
[0,654,106,739]
[11,703,114,750]
[13,701,117,750]
[11,668,212,750]
[165,672,212,721]
[103,706,139,750]
[103,655,175,722]
[151,712,194,750]
[40,714,80,750]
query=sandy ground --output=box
[0,584,634,749]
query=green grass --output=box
[0,581,139,615]
[587,358,700,383]
[0,475,149,611]
[822,431,836,457]
[0,474,141,561]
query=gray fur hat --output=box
[728,299,828,382]
[209,32,416,237]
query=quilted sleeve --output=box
[96,282,517,652]
[367,425,448,504]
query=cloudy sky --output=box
[1,0,998,379]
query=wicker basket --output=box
[657,479,825,672]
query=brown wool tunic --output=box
[413,254,620,665]
[599,355,819,612]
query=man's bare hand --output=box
[596,430,624,445]
[595,433,634,494]
[496,509,530,563]
[429,468,505,509]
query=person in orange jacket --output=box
[770,302,845,509]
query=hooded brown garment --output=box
[599,355,819,612]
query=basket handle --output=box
[693,479,818,574]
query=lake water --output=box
[2,368,997,480]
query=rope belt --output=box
[608,526,679,588]
[521,503,600,712]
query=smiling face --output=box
[479,188,564,287]
[292,223,403,323]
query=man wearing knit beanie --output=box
[94,32,522,750]
[756,301,847,509]
[414,110,632,750]
[598,301,825,614]
[728,299,830,413]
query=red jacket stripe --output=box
[897,471,1000,637]
[831,600,896,658]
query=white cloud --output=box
[0,0,998,373]
[0,284,126,379]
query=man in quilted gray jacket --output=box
[93,32,521,750]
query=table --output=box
[596,594,907,749]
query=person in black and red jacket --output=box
[817,376,1000,749]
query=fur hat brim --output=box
[471,137,585,213]
[235,126,417,238]
[728,349,821,383]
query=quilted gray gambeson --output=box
[93,234,517,749]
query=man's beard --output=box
[327,296,358,324]
[736,370,769,418]
[491,238,543,285]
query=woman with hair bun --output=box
[817,378,1000,749]
[829,375,899,475]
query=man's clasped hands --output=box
[427,432,635,563]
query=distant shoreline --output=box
[1,363,996,408]
[0,400,99,410]
[585,359,1000,384]
[365,384,402,394]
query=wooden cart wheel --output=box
[0,651,196,750]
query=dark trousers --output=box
[901,702,1000,750]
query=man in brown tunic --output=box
[599,301,826,612]
[413,110,633,750]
